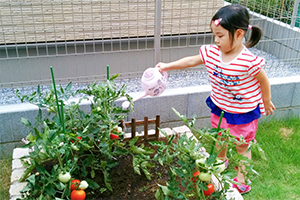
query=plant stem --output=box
[210,111,225,156]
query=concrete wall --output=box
[1,75,300,158]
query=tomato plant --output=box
[152,108,265,199]
[16,70,265,199]
[203,183,214,196]
[70,189,86,200]
[17,73,160,199]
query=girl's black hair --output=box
[212,4,262,48]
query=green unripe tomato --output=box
[58,172,71,183]
[199,172,211,182]
[79,180,89,190]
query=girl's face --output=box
[211,22,242,54]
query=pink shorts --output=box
[211,113,258,145]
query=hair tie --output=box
[248,25,252,30]
[214,18,222,26]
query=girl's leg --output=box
[236,144,251,184]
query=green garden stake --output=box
[50,66,62,123]
[107,65,109,80]
[217,111,224,132]
[59,100,66,135]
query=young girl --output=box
[155,4,275,194]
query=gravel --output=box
[1,48,300,106]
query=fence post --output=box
[144,116,149,141]
[291,0,300,28]
[154,0,162,64]
[155,115,160,141]
[131,118,136,139]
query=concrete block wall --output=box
[1,75,300,158]
[251,8,300,63]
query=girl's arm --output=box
[255,69,275,116]
[155,55,203,72]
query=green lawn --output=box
[0,156,12,200]
[244,117,300,200]
[1,117,300,200]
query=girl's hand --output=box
[155,62,168,72]
[264,100,275,116]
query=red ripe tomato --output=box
[70,179,81,191]
[192,171,200,183]
[71,189,86,200]
[203,183,214,196]
[110,133,119,140]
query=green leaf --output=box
[21,117,32,127]
[19,165,35,182]
[91,169,95,178]
[172,108,187,122]
[26,133,36,143]
[129,136,139,146]
[86,179,100,189]
[26,174,36,185]
[155,189,163,200]
[103,170,112,191]
[20,184,32,193]
[132,157,141,175]
[109,74,119,80]
[141,161,155,180]
[206,152,218,166]
[158,184,173,196]
[45,184,56,196]
[56,182,65,190]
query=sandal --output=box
[232,177,251,194]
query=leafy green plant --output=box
[16,72,155,199]
[151,108,265,199]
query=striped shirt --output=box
[200,45,265,114]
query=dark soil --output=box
[86,140,172,200]
[90,155,170,200]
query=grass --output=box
[0,156,12,200]
[244,117,300,200]
[0,117,300,199]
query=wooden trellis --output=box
[120,115,160,142]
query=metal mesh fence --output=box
[0,0,299,89]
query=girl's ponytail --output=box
[244,25,262,48]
